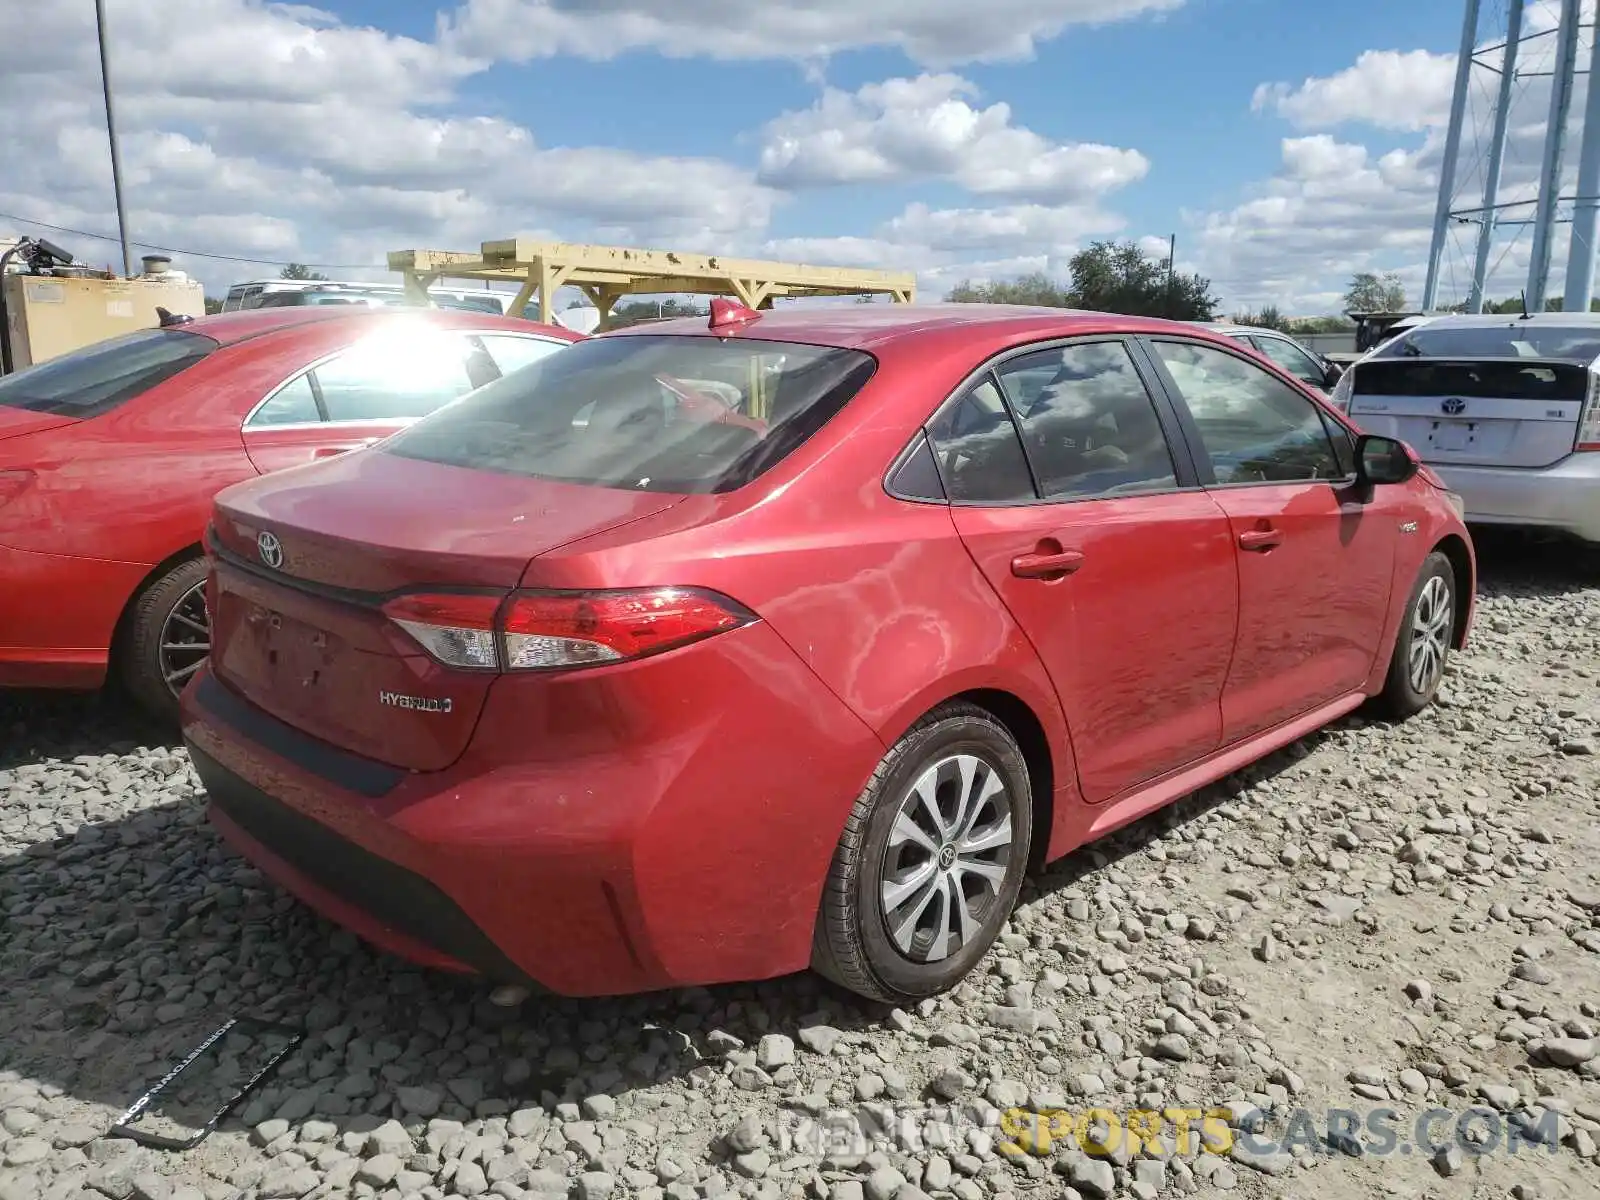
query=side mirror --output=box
[1355,434,1418,488]
[1322,360,1344,389]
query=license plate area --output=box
[1428,419,1476,453]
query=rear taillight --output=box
[381,587,754,672]
[1577,374,1600,451]
[383,592,503,670]
[0,469,35,509]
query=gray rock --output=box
[398,1084,445,1118]
[251,1118,290,1147]
[798,1026,844,1055]
[256,1166,321,1198]
[2,1138,51,1167]
[577,1171,616,1200]
[453,1160,490,1196]
[365,1119,414,1157]
[1150,1033,1192,1061]
[1064,1156,1115,1199]
[1231,1142,1293,1175]
[865,1166,907,1200]
[1537,1038,1597,1067]
[357,1155,403,1187]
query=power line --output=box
[0,210,377,271]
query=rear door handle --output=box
[1011,549,1085,580]
[1238,528,1283,552]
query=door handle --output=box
[1011,548,1085,580]
[1237,528,1283,552]
[311,446,349,459]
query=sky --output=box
[0,0,1594,316]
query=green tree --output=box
[1344,271,1406,313]
[1063,240,1217,320]
[1232,305,1290,331]
[946,244,1217,319]
[204,296,224,314]
[946,271,1075,307]
[279,262,327,281]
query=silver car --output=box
[1333,312,1600,545]
[1192,322,1346,393]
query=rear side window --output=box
[927,376,1036,503]
[0,329,216,418]
[1380,324,1600,362]
[383,334,877,494]
[996,342,1177,499]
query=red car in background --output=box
[182,303,1474,1002]
[0,307,579,718]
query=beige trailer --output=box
[2,258,205,374]
[389,239,917,331]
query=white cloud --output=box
[0,0,778,294]
[763,199,1126,295]
[1250,50,1458,133]
[757,74,1148,202]
[1193,6,1600,313]
[440,0,1187,68]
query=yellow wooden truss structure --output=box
[389,239,916,329]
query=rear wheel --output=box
[119,557,210,723]
[1373,551,1455,719]
[812,702,1032,1003]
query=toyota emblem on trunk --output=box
[1441,397,1467,415]
[257,531,284,569]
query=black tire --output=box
[118,557,210,724]
[1372,550,1456,720]
[812,702,1033,1003]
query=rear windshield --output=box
[1379,324,1600,362]
[0,328,217,417]
[383,333,877,494]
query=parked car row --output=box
[0,307,579,716]
[5,298,1487,1004]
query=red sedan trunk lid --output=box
[208,449,682,771]
[0,408,77,444]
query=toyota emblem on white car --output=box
[257,531,284,569]
[1441,397,1467,415]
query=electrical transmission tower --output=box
[1423,0,1600,313]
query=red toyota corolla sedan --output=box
[180,302,1475,1002]
[0,306,579,718]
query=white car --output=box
[1334,312,1600,545]
[1191,322,1346,393]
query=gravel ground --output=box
[3,534,1599,1200]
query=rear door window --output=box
[476,333,567,377]
[384,333,877,494]
[315,329,481,422]
[0,328,217,418]
[995,342,1178,499]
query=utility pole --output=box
[1422,0,1481,312]
[1166,233,1176,318]
[1563,2,1600,313]
[94,0,133,278]
[1525,0,1582,312]
[1468,0,1524,313]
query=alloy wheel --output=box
[1408,574,1452,695]
[159,581,210,698]
[879,753,1015,963]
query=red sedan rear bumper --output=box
[179,621,885,996]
